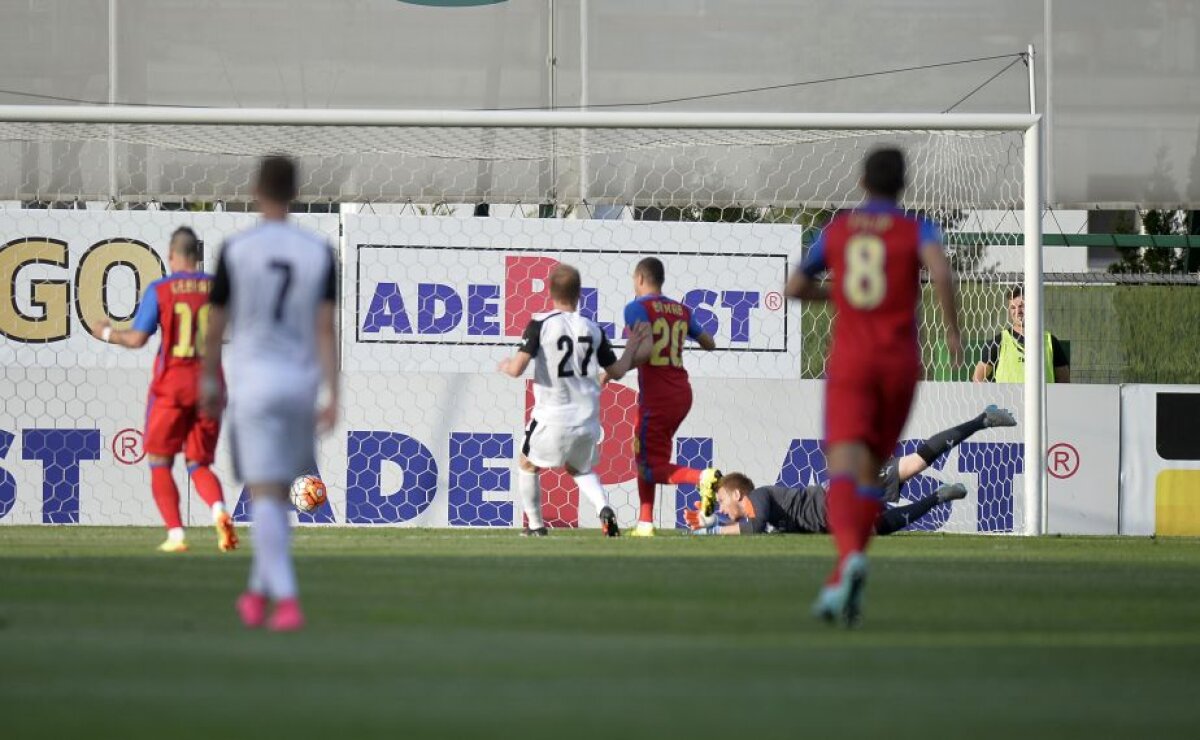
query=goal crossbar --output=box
[0,105,1045,534]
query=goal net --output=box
[0,107,1043,534]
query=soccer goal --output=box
[0,106,1043,534]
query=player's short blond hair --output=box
[718,472,754,497]
[550,263,582,304]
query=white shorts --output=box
[227,381,318,486]
[521,419,600,474]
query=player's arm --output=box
[725,516,767,536]
[1052,335,1071,383]
[786,234,829,302]
[623,301,654,366]
[600,322,650,382]
[93,320,152,348]
[972,336,998,383]
[200,306,227,418]
[315,250,339,433]
[498,352,533,378]
[920,223,963,365]
[684,312,716,352]
[93,283,158,348]
[200,250,231,419]
[712,523,742,535]
[688,513,744,536]
[498,318,540,378]
[972,361,993,383]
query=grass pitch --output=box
[1,528,1198,739]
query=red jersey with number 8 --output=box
[799,201,943,458]
[806,204,941,372]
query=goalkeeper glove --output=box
[683,500,718,531]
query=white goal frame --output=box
[0,105,1045,534]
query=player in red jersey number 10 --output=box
[92,227,234,554]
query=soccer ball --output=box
[290,475,328,513]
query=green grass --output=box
[2,528,1199,739]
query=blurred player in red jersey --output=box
[786,148,962,626]
[93,226,234,554]
[622,257,722,537]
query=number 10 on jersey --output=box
[171,303,211,358]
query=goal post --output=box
[0,105,1044,534]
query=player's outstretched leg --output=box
[874,483,968,535]
[916,406,1017,469]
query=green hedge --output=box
[797,283,1200,383]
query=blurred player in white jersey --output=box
[498,264,649,536]
[200,156,339,632]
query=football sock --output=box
[917,415,988,465]
[166,527,185,543]
[246,499,265,594]
[187,464,226,513]
[637,477,656,523]
[649,463,701,486]
[253,497,297,600]
[824,475,858,585]
[573,472,608,516]
[150,464,183,530]
[874,494,940,535]
[517,469,544,529]
[248,546,267,595]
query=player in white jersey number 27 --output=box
[498,264,650,537]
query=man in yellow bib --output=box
[973,286,1070,384]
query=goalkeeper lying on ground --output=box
[686,405,1016,535]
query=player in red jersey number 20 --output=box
[623,258,722,537]
[786,148,962,626]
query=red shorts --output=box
[634,387,694,481]
[824,361,920,461]
[145,394,220,464]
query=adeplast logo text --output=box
[355,247,788,350]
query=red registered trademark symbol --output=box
[1046,442,1079,479]
[112,428,145,465]
[764,292,784,311]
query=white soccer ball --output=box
[290,475,328,513]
